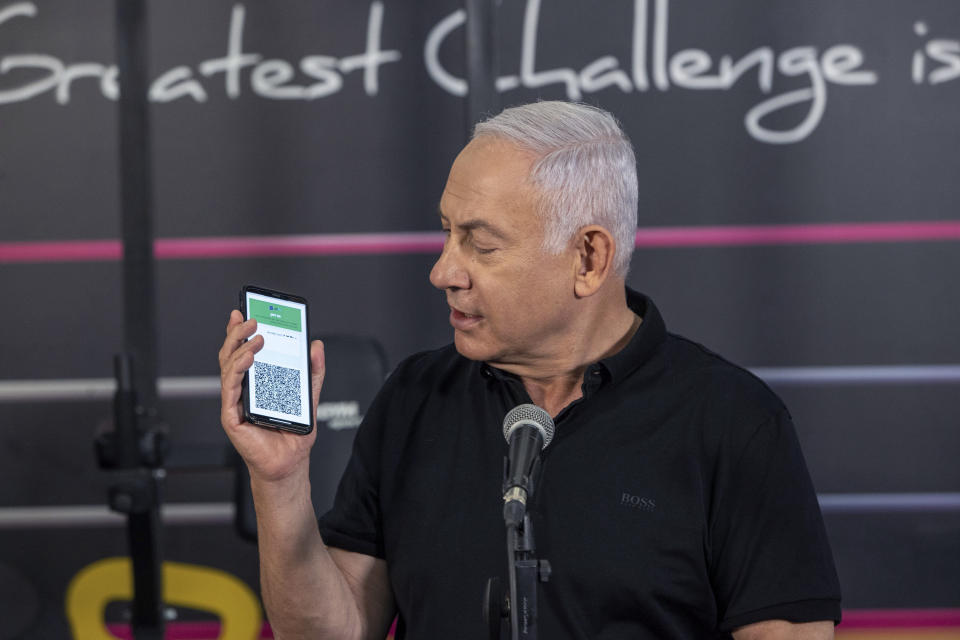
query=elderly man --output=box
[219,101,840,639]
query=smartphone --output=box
[240,285,314,435]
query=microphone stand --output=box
[484,465,551,640]
[506,513,551,640]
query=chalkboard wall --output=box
[1,0,958,635]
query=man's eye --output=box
[475,246,497,255]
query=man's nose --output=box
[429,242,469,291]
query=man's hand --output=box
[733,619,834,640]
[218,309,324,482]
[219,309,395,639]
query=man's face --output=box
[430,138,578,367]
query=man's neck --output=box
[508,291,641,417]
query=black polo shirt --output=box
[319,289,841,639]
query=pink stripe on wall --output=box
[633,220,960,247]
[105,621,250,639]
[155,232,446,259]
[0,232,445,263]
[102,609,960,637]
[2,221,960,264]
[0,239,123,263]
[103,619,388,639]
[839,608,960,629]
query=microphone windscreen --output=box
[502,404,555,449]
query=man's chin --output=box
[453,332,495,363]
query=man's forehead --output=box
[454,138,536,180]
[438,184,535,233]
[442,141,536,205]
[462,135,531,157]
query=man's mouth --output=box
[449,306,482,328]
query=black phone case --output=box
[240,285,314,435]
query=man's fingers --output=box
[220,395,243,432]
[220,352,247,404]
[226,308,243,331]
[310,340,326,402]
[222,334,263,385]
[218,313,258,368]
[220,334,263,427]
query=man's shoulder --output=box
[660,332,789,421]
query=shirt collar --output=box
[479,287,667,385]
[597,287,667,384]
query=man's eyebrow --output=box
[460,218,509,240]
[436,207,509,241]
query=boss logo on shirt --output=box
[620,492,656,511]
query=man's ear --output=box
[573,225,616,298]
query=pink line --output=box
[2,221,960,264]
[102,619,385,639]
[633,220,960,247]
[156,232,445,259]
[839,608,960,629]
[103,610,960,636]
[0,239,123,263]
[105,621,250,639]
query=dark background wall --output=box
[1,0,958,637]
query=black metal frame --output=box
[93,2,167,638]
[465,0,500,130]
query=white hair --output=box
[472,101,638,278]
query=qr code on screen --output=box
[253,361,302,416]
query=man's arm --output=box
[219,311,395,638]
[252,465,395,640]
[733,619,834,640]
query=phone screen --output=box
[242,286,313,434]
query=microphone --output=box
[501,404,555,527]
